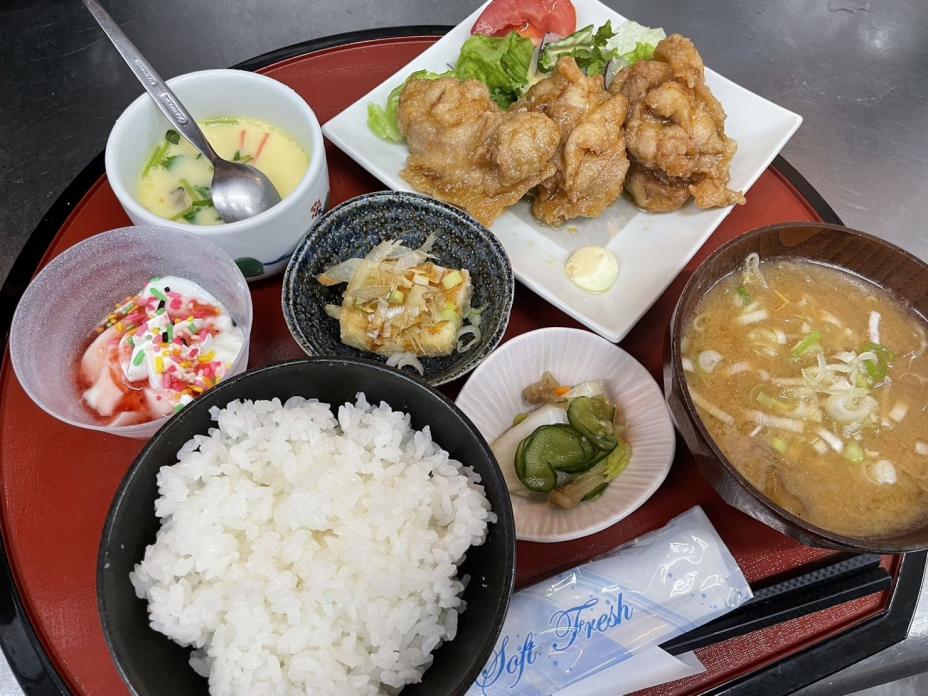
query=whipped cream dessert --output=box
[78,276,244,426]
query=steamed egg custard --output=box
[683,255,928,538]
[138,117,309,225]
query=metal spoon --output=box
[83,0,281,223]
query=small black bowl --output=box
[98,358,515,696]
[282,191,514,386]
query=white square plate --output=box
[323,0,802,342]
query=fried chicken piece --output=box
[397,76,559,227]
[623,161,691,213]
[611,60,673,103]
[653,33,704,88]
[610,34,744,212]
[494,112,560,187]
[514,58,630,226]
[513,57,610,142]
[688,178,746,208]
[533,92,630,225]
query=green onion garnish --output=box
[142,141,170,178]
[736,286,751,305]
[792,330,822,358]
[179,178,201,202]
[860,342,894,382]
[756,391,788,412]
[201,116,239,126]
[844,441,864,463]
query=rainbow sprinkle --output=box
[89,277,240,420]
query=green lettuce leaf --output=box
[538,24,594,72]
[609,21,666,55]
[620,41,656,65]
[538,21,618,76]
[586,22,620,75]
[366,101,402,142]
[453,32,534,109]
[367,70,447,142]
[607,21,666,67]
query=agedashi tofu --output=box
[339,262,472,357]
[318,237,478,362]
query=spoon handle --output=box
[82,0,220,163]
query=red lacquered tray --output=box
[0,29,923,696]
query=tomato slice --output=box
[471,0,577,43]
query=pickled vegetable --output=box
[492,372,632,507]
[568,396,617,450]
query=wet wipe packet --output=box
[467,506,751,695]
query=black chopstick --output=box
[661,554,892,655]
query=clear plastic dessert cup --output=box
[10,226,253,439]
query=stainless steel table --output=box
[1,1,926,693]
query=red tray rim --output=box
[0,26,923,696]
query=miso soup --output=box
[683,256,928,538]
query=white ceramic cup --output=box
[105,69,329,281]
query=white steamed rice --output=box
[130,394,495,695]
